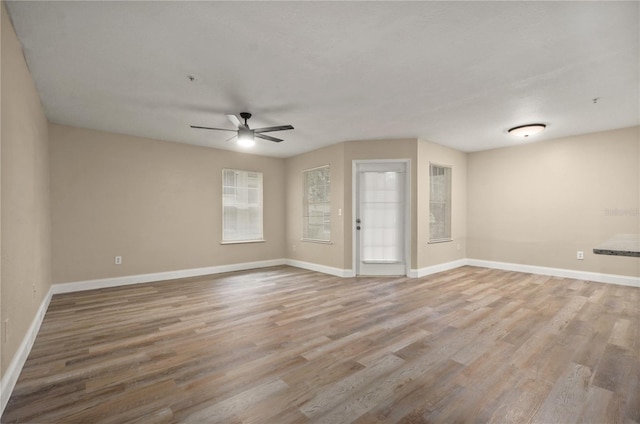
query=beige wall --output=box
[467,126,640,277]
[50,124,286,283]
[285,143,345,269]
[285,138,469,273]
[417,139,467,269]
[1,2,52,377]
[1,2,3,383]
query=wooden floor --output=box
[2,265,639,423]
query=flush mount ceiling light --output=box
[508,123,546,138]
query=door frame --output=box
[352,159,411,276]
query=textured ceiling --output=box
[6,1,639,158]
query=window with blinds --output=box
[429,164,452,242]
[222,169,263,242]
[302,165,331,242]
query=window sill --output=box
[301,239,332,245]
[221,239,266,245]
[428,238,452,244]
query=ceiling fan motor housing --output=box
[238,127,254,138]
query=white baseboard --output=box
[410,259,468,278]
[285,259,353,278]
[284,257,639,286]
[50,257,638,295]
[1,286,53,416]
[52,259,287,294]
[466,258,640,287]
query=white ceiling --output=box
[6,1,639,158]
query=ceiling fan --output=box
[191,112,294,147]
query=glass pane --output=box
[302,166,331,241]
[222,169,263,241]
[360,171,402,262]
[429,165,451,241]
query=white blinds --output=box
[222,169,263,242]
[429,164,452,242]
[303,166,331,241]
[360,171,403,262]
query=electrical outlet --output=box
[4,319,8,342]
[577,251,584,260]
[115,256,122,265]
[32,284,36,298]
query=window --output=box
[303,165,331,242]
[222,169,263,242]
[429,164,451,242]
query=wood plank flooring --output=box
[2,265,639,423]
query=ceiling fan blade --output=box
[255,133,283,143]
[191,125,236,132]
[224,134,237,143]
[254,125,294,133]
[227,114,245,129]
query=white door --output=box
[354,161,409,276]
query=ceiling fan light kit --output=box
[237,128,256,147]
[191,112,294,147]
